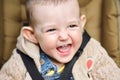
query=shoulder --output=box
[0,49,27,80]
[84,38,109,60]
[84,38,120,79]
[84,38,119,69]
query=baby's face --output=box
[31,0,85,65]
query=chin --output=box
[58,57,73,64]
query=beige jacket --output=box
[0,31,120,80]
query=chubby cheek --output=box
[71,30,83,49]
[38,36,57,54]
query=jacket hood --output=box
[16,27,41,70]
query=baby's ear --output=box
[80,15,86,28]
[22,26,38,44]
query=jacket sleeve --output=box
[91,45,120,80]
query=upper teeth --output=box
[61,45,68,48]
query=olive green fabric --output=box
[0,0,4,68]
[80,0,102,42]
[116,0,120,60]
[2,0,22,65]
[102,0,120,67]
[78,0,92,7]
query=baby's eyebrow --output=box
[42,23,56,28]
[40,23,56,31]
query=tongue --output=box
[57,45,70,53]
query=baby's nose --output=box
[58,30,69,41]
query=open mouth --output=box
[57,44,72,56]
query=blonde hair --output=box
[25,0,79,26]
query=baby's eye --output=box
[46,28,56,32]
[69,24,78,28]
